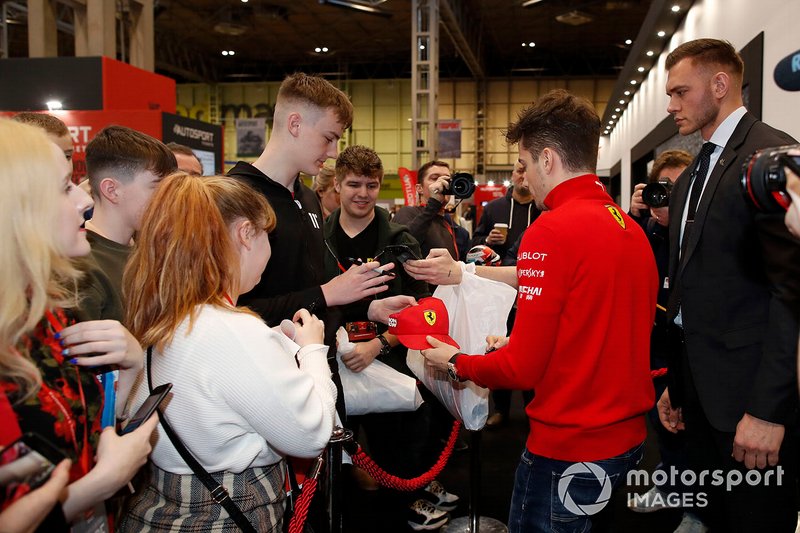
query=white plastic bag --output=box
[335,327,424,416]
[406,271,517,430]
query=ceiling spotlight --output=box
[619,99,626,104]
[528,42,535,47]
[314,47,321,53]
[671,5,680,12]
[46,100,63,111]
[637,66,645,72]
[322,47,329,52]
[221,50,228,56]
[419,44,426,50]
[229,50,235,55]
[608,120,614,125]
[646,50,654,57]
[521,0,545,6]
[630,80,637,85]
[624,90,631,96]
[657,30,666,37]
[241,0,248,2]
[611,114,617,119]
[503,180,511,187]
[615,107,621,112]
[487,180,495,186]
[625,39,633,45]
[522,42,527,47]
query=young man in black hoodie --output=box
[227,73,394,326]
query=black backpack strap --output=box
[147,347,257,533]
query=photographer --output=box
[394,161,468,262]
[626,150,709,529]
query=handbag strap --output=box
[146,347,257,533]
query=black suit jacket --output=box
[666,112,800,432]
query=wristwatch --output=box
[376,334,391,357]
[447,353,463,382]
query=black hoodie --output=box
[227,161,328,326]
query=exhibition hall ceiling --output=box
[156,0,653,81]
[5,0,658,82]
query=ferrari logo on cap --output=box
[424,310,437,326]
[605,205,626,229]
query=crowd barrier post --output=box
[326,426,353,533]
[443,430,508,533]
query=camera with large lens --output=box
[642,179,673,208]
[442,172,475,199]
[741,144,800,213]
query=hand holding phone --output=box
[380,244,420,265]
[120,383,172,435]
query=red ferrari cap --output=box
[387,297,460,350]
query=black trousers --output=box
[679,347,798,532]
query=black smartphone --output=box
[0,433,66,491]
[381,244,421,265]
[120,383,172,435]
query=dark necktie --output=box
[680,142,716,257]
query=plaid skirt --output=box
[118,461,286,532]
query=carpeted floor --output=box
[342,391,685,532]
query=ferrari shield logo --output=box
[605,205,626,229]
[424,310,437,326]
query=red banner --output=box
[398,167,418,206]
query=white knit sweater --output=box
[126,305,337,474]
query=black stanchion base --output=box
[443,516,508,532]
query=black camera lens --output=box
[642,180,673,208]
[741,144,800,213]
[442,172,475,199]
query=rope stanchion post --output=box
[443,429,507,533]
[326,426,353,533]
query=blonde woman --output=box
[313,165,340,219]
[0,119,156,530]
[119,174,336,531]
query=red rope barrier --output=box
[350,420,461,491]
[288,476,318,533]
[651,367,668,379]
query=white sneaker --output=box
[408,499,449,531]
[627,486,682,513]
[673,512,709,533]
[424,480,460,511]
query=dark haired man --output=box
[656,38,800,532]
[322,145,456,530]
[166,142,203,175]
[81,125,177,321]
[12,112,74,174]
[408,89,658,532]
[79,125,177,425]
[394,161,464,261]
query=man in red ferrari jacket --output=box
[405,89,658,532]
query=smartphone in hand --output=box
[120,383,172,435]
[0,433,66,492]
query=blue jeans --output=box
[508,442,644,533]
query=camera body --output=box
[642,179,674,208]
[441,172,475,199]
[741,144,800,213]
